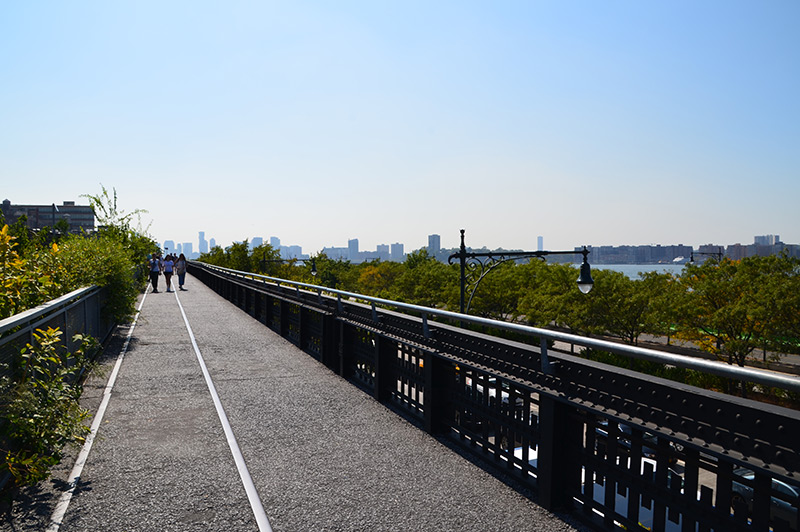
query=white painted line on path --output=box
[47,291,149,532]
[172,289,274,532]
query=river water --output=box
[593,263,686,279]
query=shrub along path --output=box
[2,275,588,532]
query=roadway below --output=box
[2,274,589,531]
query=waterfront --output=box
[594,263,686,279]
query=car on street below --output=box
[731,468,799,530]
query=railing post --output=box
[424,352,453,435]
[280,300,288,337]
[537,394,582,510]
[337,321,347,377]
[321,313,339,372]
[254,291,262,322]
[373,336,394,403]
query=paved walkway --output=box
[2,274,587,532]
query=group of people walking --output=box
[148,252,188,293]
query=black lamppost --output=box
[690,247,724,262]
[448,229,594,315]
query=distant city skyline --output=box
[156,230,796,264]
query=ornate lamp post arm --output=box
[690,247,724,263]
[448,229,593,315]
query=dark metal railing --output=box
[0,286,113,379]
[190,261,800,532]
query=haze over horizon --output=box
[3,2,798,254]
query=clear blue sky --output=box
[2,1,798,254]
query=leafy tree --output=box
[392,250,457,308]
[199,245,226,266]
[312,253,356,290]
[251,243,283,276]
[517,261,586,330]
[638,270,683,344]
[356,260,404,299]
[579,269,652,345]
[467,261,524,320]
[677,258,763,367]
[751,253,800,355]
[674,256,800,396]
[224,241,251,272]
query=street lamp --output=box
[448,229,594,314]
[690,247,724,263]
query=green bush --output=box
[1,328,98,488]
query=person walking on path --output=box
[148,253,161,293]
[162,254,175,292]
[174,253,188,290]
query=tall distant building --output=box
[163,240,175,253]
[755,234,780,246]
[321,246,348,260]
[281,245,304,259]
[428,234,441,256]
[176,243,183,254]
[209,238,216,250]
[198,231,208,254]
[251,237,263,249]
[183,242,194,257]
[537,236,544,251]
[348,238,359,261]
[390,242,404,262]
[377,244,390,261]
[270,236,280,248]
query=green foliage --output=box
[391,250,457,307]
[198,245,226,266]
[0,225,64,319]
[251,243,283,276]
[57,232,145,322]
[675,255,800,368]
[467,262,523,320]
[579,269,653,345]
[225,241,252,272]
[356,260,404,299]
[517,261,585,329]
[82,184,149,234]
[1,328,98,488]
[312,254,358,290]
[198,242,293,279]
